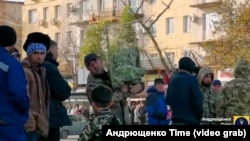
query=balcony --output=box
[70,15,89,26]
[31,0,41,3]
[71,9,122,26]
[140,57,173,70]
[89,10,122,24]
[190,0,222,8]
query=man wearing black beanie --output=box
[21,32,50,141]
[166,57,203,125]
[0,25,30,141]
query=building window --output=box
[29,9,37,23]
[150,21,157,35]
[54,5,60,19]
[140,52,147,60]
[80,30,84,45]
[79,0,89,15]
[131,0,140,13]
[166,17,174,34]
[43,7,49,21]
[98,0,104,12]
[55,32,60,43]
[113,0,119,8]
[67,31,73,45]
[149,53,158,58]
[203,12,219,40]
[183,15,191,33]
[165,52,175,64]
[67,3,74,17]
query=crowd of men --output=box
[1,24,250,141]
[0,25,71,141]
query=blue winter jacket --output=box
[0,47,29,127]
[146,86,170,125]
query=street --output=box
[60,135,79,141]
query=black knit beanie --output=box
[0,25,17,47]
[179,57,196,74]
[91,85,112,107]
[23,32,51,51]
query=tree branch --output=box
[120,0,127,6]
[144,12,157,24]
[135,0,144,14]
[149,0,173,27]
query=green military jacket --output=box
[86,73,131,125]
[197,67,221,125]
[78,109,121,141]
[216,60,250,124]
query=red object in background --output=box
[74,109,82,114]
[164,73,170,85]
[167,110,172,120]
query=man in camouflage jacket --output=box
[216,60,250,124]
[84,53,144,125]
[197,67,221,125]
[107,47,146,90]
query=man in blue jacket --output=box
[40,40,71,141]
[0,25,30,141]
[166,57,203,125]
[146,78,170,125]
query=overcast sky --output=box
[3,0,24,2]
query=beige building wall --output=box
[141,0,196,67]
[0,0,23,54]
[140,0,223,69]
[189,0,223,66]
[22,0,61,58]
[21,0,224,71]
[21,0,124,77]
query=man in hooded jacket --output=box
[197,67,221,125]
[166,57,203,125]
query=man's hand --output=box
[129,83,144,95]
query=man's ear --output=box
[92,102,98,111]
[108,100,114,108]
[86,66,90,71]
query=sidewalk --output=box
[60,135,78,141]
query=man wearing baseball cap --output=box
[212,79,222,93]
[84,53,144,125]
[146,78,170,125]
[0,25,30,141]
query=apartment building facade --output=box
[22,0,125,80]
[21,0,225,74]
[138,0,223,70]
[22,0,62,52]
[0,0,23,54]
[22,0,77,76]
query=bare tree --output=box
[121,0,174,72]
[59,33,81,91]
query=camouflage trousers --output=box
[111,100,131,125]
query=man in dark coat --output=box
[166,57,203,125]
[40,40,71,141]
